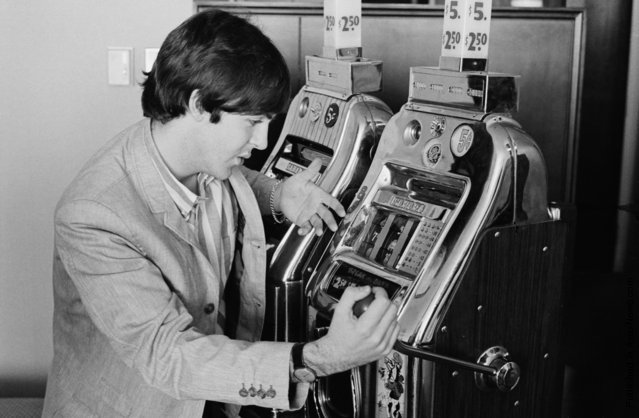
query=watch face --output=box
[294,367,316,383]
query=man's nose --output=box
[252,122,269,151]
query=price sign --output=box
[323,0,362,52]
[441,0,492,61]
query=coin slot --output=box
[298,97,310,118]
[403,120,422,145]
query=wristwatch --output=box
[291,342,317,383]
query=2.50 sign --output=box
[441,0,493,59]
[326,15,361,32]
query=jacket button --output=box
[204,303,215,314]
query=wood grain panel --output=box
[427,220,570,417]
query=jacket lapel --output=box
[130,119,201,250]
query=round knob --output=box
[352,293,375,318]
[495,360,521,391]
[474,346,521,392]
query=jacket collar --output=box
[129,119,264,247]
[127,120,197,246]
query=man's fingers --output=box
[298,223,312,235]
[299,159,322,182]
[324,196,346,218]
[357,288,395,327]
[317,204,339,232]
[334,286,372,317]
[370,287,390,300]
[309,214,324,236]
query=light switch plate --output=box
[108,47,133,86]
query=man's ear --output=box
[187,90,206,122]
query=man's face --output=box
[191,111,271,179]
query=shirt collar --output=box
[146,129,210,221]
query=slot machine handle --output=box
[352,293,375,318]
[351,294,520,391]
[393,340,521,392]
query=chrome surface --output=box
[474,346,521,392]
[409,67,519,114]
[393,340,496,376]
[311,368,361,418]
[308,68,551,344]
[260,84,392,344]
[306,66,550,416]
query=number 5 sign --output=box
[440,0,492,69]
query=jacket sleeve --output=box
[54,198,309,410]
[238,166,277,216]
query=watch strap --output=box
[291,342,317,382]
[291,342,306,369]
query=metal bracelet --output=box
[270,179,286,224]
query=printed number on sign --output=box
[472,2,486,20]
[339,15,360,32]
[325,15,336,31]
[443,30,462,50]
[466,32,488,51]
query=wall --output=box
[0,0,192,397]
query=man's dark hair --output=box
[141,9,291,123]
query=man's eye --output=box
[248,118,263,126]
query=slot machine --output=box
[260,0,393,346]
[305,1,569,417]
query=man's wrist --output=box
[290,342,318,383]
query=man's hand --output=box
[277,158,346,236]
[302,286,400,376]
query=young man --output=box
[42,9,399,418]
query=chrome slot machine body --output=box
[306,66,569,418]
[260,55,393,345]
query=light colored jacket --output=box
[42,120,307,417]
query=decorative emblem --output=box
[422,141,442,167]
[450,124,474,157]
[309,101,323,122]
[324,103,339,127]
[430,116,446,137]
[377,352,406,418]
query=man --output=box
[42,9,399,418]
